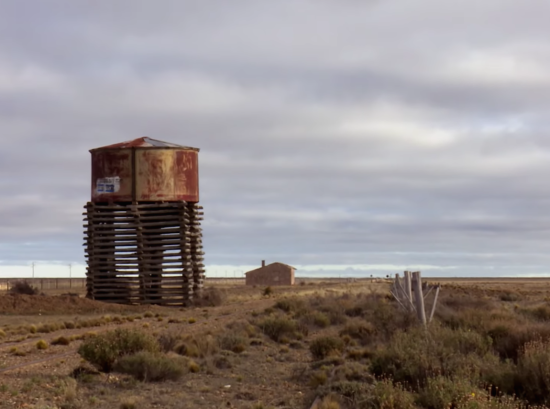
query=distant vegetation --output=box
[9,280,39,295]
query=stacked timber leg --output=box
[84,202,205,306]
[188,203,205,296]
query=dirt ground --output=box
[1,277,549,409]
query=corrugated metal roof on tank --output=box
[90,137,200,151]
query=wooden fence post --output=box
[412,271,427,326]
[429,285,441,323]
[404,270,413,312]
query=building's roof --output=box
[90,137,200,151]
[245,262,297,275]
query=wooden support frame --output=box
[84,201,205,306]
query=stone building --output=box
[245,261,296,286]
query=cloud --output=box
[1,0,550,276]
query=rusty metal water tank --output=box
[90,136,199,203]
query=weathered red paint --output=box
[90,137,199,203]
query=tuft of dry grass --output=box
[174,334,218,358]
[309,336,344,360]
[218,331,247,354]
[36,339,49,350]
[52,336,71,346]
[115,351,186,382]
[120,397,137,409]
[318,395,341,409]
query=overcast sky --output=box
[1,1,550,278]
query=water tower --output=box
[83,137,204,305]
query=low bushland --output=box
[71,283,550,406]
[264,288,550,408]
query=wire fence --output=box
[0,277,248,292]
[0,276,366,292]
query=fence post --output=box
[429,286,441,323]
[412,271,427,325]
[404,271,413,312]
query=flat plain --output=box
[1,277,550,409]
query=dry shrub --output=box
[9,281,39,295]
[263,286,274,297]
[514,339,550,405]
[274,298,306,314]
[36,339,49,350]
[440,294,494,312]
[339,322,375,346]
[120,398,137,409]
[58,377,78,404]
[310,370,329,387]
[487,322,550,362]
[308,295,349,326]
[77,328,159,372]
[226,320,257,337]
[157,330,183,353]
[212,355,232,369]
[318,381,372,408]
[115,351,186,382]
[525,305,550,322]
[299,311,331,329]
[218,331,247,353]
[318,395,340,409]
[52,336,71,346]
[310,356,345,370]
[188,359,200,373]
[309,336,345,360]
[368,379,417,409]
[500,292,521,302]
[320,377,414,408]
[344,306,364,317]
[370,325,495,388]
[256,316,300,342]
[71,363,100,380]
[175,334,218,358]
[37,323,58,333]
[332,362,374,384]
[346,348,373,361]
[193,287,225,307]
[416,375,480,409]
